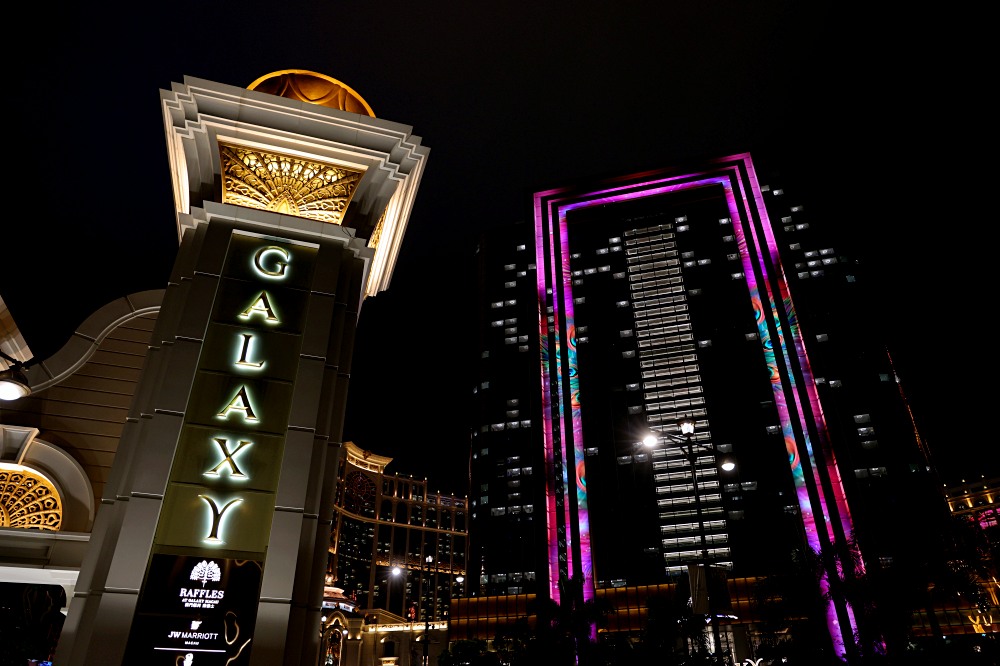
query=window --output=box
[505,281,516,288]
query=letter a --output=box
[217,386,259,422]
[239,292,279,323]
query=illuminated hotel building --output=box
[462,153,946,659]
[329,441,468,622]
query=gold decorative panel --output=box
[219,143,364,225]
[247,69,375,117]
[0,465,62,530]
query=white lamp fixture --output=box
[0,365,30,401]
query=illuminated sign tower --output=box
[55,71,428,666]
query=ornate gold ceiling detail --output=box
[0,465,62,530]
[219,143,364,225]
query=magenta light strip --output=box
[726,158,851,656]
[534,155,858,660]
[534,194,563,602]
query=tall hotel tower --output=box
[465,153,940,660]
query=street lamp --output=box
[422,553,433,666]
[646,418,729,664]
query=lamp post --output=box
[422,553,433,666]
[649,418,729,665]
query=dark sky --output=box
[3,3,990,494]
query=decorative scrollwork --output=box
[219,143,364,225]
[0,465,62,530]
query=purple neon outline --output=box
[533,154,859,654]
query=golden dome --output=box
[247,70,375,117]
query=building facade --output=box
[462,154,960,661]
[0,71,429,666]
[321,441,468,665]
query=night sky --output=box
[3,2,990,495]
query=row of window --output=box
[489,505,535,516]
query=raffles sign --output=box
[125,231,318,664]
